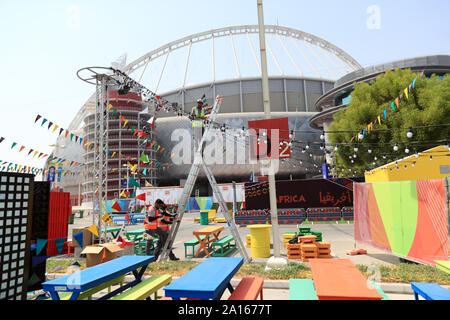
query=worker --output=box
[191,95,213,152]
[144,199,179,261]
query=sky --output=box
[0,0,449,176]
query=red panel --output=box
[46,192,70,256]
[248,117,290,160]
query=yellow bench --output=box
[111,274,172,300]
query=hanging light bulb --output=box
[415,153,419,158]
[368,148,372,154]
[405,146,410,154]
[289,130,294,139]
[393,143,399,151]
[374,156,378,161]
[412,162,416,167]
[444,141,449,149]
[354,146,358,152]
[383,155,386,159]
[430,155,433,161]
[320,144,324,150]
[404,165,407,170]
[305,143,310,150]
[351,160,354,163]
[407,127,413,139]
[302,148,306,153]
[320,131,325,140]
[334,145,338,151]
[353,154,357,158]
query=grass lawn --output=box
[46,259,450,285]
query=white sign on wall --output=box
[136,186,184,206]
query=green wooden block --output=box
[289,279,318,300]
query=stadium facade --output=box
[47,25,364,204]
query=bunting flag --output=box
[48,122,53,130]
[0,137,4,144]
[54,238,66,254]
[128,177,141,188]
[121,178,127,189]
[377,115,381,125]
[112,201,123,212]
[120,190,127,198]
[34,115,42,123]
[41,118,48,127]
[404,87,409,100]
[52,125,59,133]
[131,191,136,198]
[136,193,146,201]
[87,224,99,237]
[140,153,149,163]
[128,162,138,173]
[11,142,17,149]
[101,212,114,226]
[19,146,25,152]
[125,212,130,224]
[32,256,48,268]
[147,116,155,128]
[384,109,387,119]
[73,232,84,247]
[145,180,152,187]
[36,239,48,255]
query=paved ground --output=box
[69,211,401,266]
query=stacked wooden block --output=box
[286,243,302,260]
[299,235,317,262]
[283,232,297,247]
[316,242,332,258]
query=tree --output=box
[328,68,450,176]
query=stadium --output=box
[46,25,364,204]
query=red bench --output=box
[228,277,264,300]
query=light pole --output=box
[257,0,286,270]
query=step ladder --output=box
[159,96,251,263]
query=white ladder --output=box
[159,96,250,263]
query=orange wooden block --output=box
[301,244,318,253]
[318,254,332,259]
[316,242,331,249]
[288,254,302,260]
[286,243,301,250]
[299,235,316,244]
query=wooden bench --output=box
[46,275,125,300]
[135,239,158,256]
[184,235,207,258]
[112,274,172,300]
[228,277,264,300]
[289,279,318,300]
[212,235,236,257]
[411,282,450,300]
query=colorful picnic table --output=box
[42,255,154,300]
[193,225,224,258]
[164,257,244,300]
[309,258,383,300]
[125,228,146,241]
[102,227,122,239]
[435,260,450,275]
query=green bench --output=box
[111,274,172,300]
[135,239,158,256]
[46,275,125,300]
[212,235,236,257]
[289,279,318,300]
[184,235,207,258]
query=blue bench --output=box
[411,282,450,300]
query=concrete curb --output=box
[45,273,450,294]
